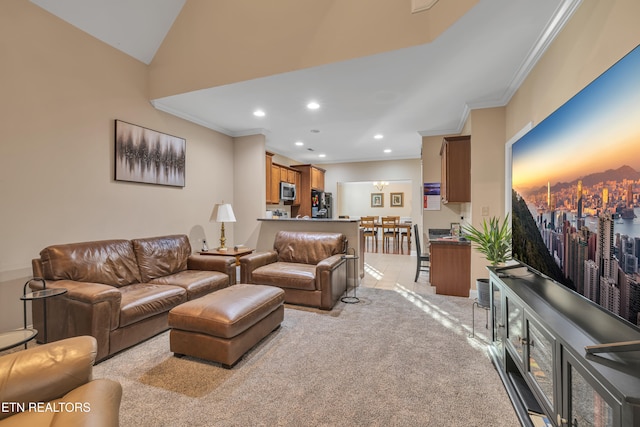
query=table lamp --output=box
[211,202,236,251]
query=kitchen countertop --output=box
[258,218,359,222]
[428,229,470,245]
[429,236,470,245]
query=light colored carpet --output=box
[94,285,518,427]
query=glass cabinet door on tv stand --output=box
[563,350,618,427]
[487,266,640,427]
[490,280,504,363]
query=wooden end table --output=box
[200,248,255,284]
[199,247,254,266]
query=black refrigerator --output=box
[311,190,332,218]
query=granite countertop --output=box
[258,218,359,222]
[429,236,470,245]
[428,228,470,245]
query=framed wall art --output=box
[115,120,186,187]
[390,192,404,207]
[371,193,384,207]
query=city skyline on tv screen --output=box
[511,44,640,327]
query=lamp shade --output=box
[211,203,236,223]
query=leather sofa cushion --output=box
[119,283,186,327]
[151,270,229,300]
[39,239,141,287]
[132,235,191,282]
[168,284,285,339]
[273,231,346,265]
[251,262,316,290]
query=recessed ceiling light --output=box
[295,141,304,146]
[384,149,392,153]
[374,134,384,140]
[307,101,320,110]
[253,109,265,117]
[318,154,326,158]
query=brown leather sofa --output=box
[240,231,347,310]
[30,234,235,361]
[0,335,121,426]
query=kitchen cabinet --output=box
[266,152,276,204]
[265,152,300,205]
[311,166,324,191]
[428,239,470,297]
[270,163,281,204]
[489,265,640,427]
[440,135,470,203]
[291,164,326,217]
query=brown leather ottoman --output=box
[168,284,285,368]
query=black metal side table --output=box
[340,248,360,304]
[21,278,67,347]
[470,299,490,338]
[0,328,38,352]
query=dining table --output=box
[373,221,412,250]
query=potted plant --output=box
[462,215,512,307]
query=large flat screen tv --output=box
[511,44,640,329]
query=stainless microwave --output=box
[280,182,296,201]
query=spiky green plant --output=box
[463,215,512,266]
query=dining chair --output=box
[381,216,399,252]
[414,224,430,281]
[399,217,411,251]
[360,216,378,251]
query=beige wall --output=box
[337,181,413,218]
[424,0,640,294]
[468,107,506,283]
[421,135,467,232]
[321,159,423,239]
[506,0,640,139]
[0,1,236,330]
[233,134,267,249]
[149,0,478,98]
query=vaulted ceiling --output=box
[30,0,582,164]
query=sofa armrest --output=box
[50,379,122,427]
[29,281,121,360]
[239,251,278,283]
[187,254,236,284]
[29,280,121,306]
[0,336,97,420]
[316,255,348,310]
[316,254,346,273]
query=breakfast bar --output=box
[256,218,364,288]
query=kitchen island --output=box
[256,218,364,285]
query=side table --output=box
[200,247,254,266]
[21,278,67,347]
[0,328,38,352]
[340,248,360,304]
[200,247,255,283]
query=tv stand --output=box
[585,339,640,354]
[488,265,640,427]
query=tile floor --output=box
[360,250,434,296]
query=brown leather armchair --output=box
[0,336,121,426]
[240,231,347,310]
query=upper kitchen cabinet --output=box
[265,152,301,205]
[291,164,325,217]
[440,135,470,203]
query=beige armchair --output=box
[0,336,121,426]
